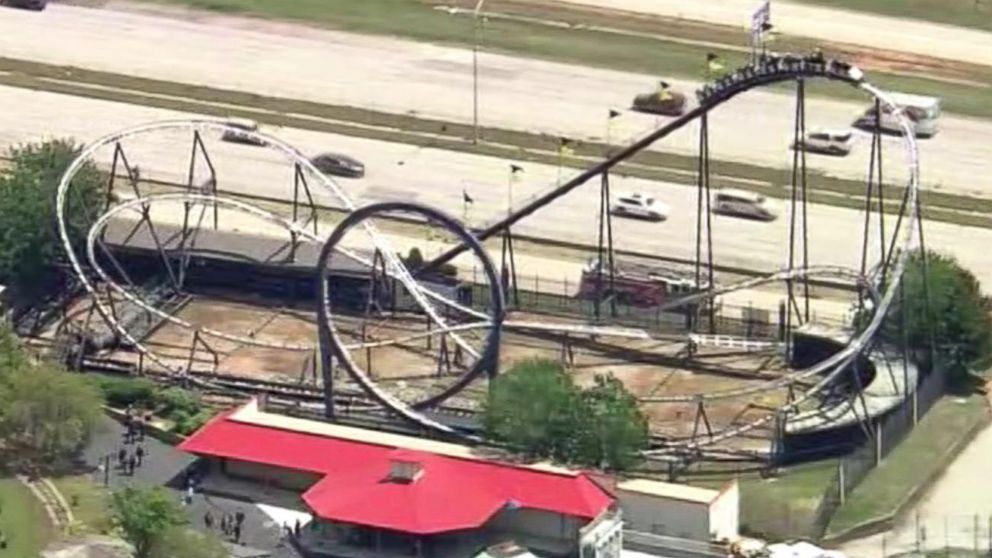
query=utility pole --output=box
[472,0,487,145]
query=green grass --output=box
[790,0,992,32]
[133,0,992,119]
[827,393,990,536]
[0,478,53,557]
[50,475,113,536]
[736,462,838,539]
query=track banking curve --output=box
[56,55,920,449]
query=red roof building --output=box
[179,399,619,557]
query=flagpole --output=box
[472,0,487,145]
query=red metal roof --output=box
[179,412,613,535]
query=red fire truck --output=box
[577,257,707,307]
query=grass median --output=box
[826,392,990,538]
[789,0,992,33]
[5,57,992,231]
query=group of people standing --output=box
[204,510,246,543]
[117,405,148,476]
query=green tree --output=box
[111,487,187,558]
[896,250,992,377]
[147,526,227,558]
[0,139,104,295]
[574,374,649,471]
[482,358,581,460]
[0,363,102,467]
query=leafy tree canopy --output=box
[483,358,649,471]
[897,250,992,376]
[575,374,650,472]
[0,324,102,469]
[482,358,581,460]
[112,487,187,558]
[0,139,104,295]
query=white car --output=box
[611,193,669,222]
[792,128,853,156]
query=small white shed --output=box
[616,478,739,543]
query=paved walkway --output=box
[84,415,302,558]
[841,394,992,558]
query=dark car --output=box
[2,0,47,9]
[310,153,365,178]
[631,88,687,117]
[220,118,266,147]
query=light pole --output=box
[472,0,486,145]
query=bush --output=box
[93,376,156,408]
[153,387,201,417]
[173,410,214,436]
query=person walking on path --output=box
[117,448,127,469]
[233,522,241,544]
[204,511,214,530]
[235,511,245,528]
[135,445,144,467]
[294,519,301,538]
[220,514,229,537]
[127,454,137,476]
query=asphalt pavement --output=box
[84,415,300,558]
[0,3,989,194]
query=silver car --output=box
[792,129,853,156]
[611,193,669,222]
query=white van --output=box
[713,189,777,221]
[854,93,941,138]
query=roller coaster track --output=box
[55,53,919,453]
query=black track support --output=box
[694,112,715,334]
[421,65,866,275]
[501,228,519,308]
[595,170,617,319]
[787,78,810,330]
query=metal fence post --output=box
[838,461,846,506]
[876,420,883,466]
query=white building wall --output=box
[708,481,740,542]
[616,490,710,540]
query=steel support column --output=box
[595,170,617,319]
[694,112,715,334]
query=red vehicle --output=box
[577,257,704,307]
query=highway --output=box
[556,0,992,67]
[0,4,989,196]
[9,84,992,289]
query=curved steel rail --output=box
[55,54,919,450]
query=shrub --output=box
[153,387,201,417]
[94,376,156,408]
[173,410,214,436]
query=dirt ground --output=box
[80,290,791,450]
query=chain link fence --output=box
[810,362,947,538]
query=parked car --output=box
[611,193,668,221]
[713,188,777,221]
[792,128,854,156]
[310,153,366,178]
[1,0,47,10]
[631,86,687,117]
[221,118,266,146]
